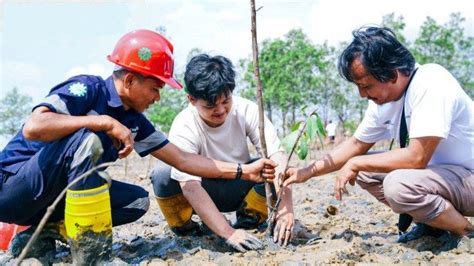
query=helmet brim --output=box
[157,76,183,90]
[108,56,183,90]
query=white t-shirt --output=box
[169,96,283,182]
[326,122,337,137]
[354,63,474,170]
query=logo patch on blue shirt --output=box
[68,82,88,97]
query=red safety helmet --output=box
[107,29,182,89]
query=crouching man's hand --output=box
[243,158,277,182]
[226,229,263,252]
[282,166,313,187]
[273,208,294,246]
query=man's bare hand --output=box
[334,161,358,200]
[225,229,263,252]
[273,208,294,246]
[102,115,134,158]
[282,167,312,187]
[244,158,277,182]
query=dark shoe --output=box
[233,188,268,230]
[9,223,66,258]
[233,211,263,230]
[397,223,448,243]
[170,220,202,236]
[439,232,473,253]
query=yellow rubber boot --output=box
[234,188,269,229]
[156,194,199,235]
[65,184,112,264]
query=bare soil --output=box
[1,151,473,265]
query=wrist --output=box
[240,164,250,180]
[98,115,113,132]
[221,225,235,239]
[235,163,243,180]
[346,157,359,172]
[302,166,313,181]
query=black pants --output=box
[0,129,148,226]
[150,159,268,212]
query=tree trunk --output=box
[266,101,273,122]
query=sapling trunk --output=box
[249,0,276,237]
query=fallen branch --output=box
[16,162,115,265]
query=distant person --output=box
[0,30,275,262]
[282,26,473,250]
[325,120,337,143]
[150,54,294,251]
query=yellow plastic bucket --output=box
[65,184,112,239]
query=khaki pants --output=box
[357,164,474,223]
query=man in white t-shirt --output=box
[150,54,294,252]
[283,26,473,250]
[326,120,337,143]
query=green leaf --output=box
[306,115,317,139]
[280,130,299,154]
[290,121,302,132]
[300,104,308,114]
[315,113,327,138]
[297,140,308,160]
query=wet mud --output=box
[1,153,473,264]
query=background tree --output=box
[146,48,205,132]
[237,12,472,139]
[241,29,326,135]
[412,13,474,97]
[382,13,408,46]
[0,87,33,136]
[146,88,187,133]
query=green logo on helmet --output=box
[138,47,152,61]
[68,82,87,97]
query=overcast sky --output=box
[0,0,473,148]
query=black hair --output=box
[112,68,146,82]
[338,26,415,83]
[184,54,235,104]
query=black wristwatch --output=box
[235,163,242,180]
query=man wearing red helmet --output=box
[0,30,275,262]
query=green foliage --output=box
[146,88,187,133]
[240,13,472,143]
[146,47,205,132]
[297,140,308,160]
[382,13,408,46]
[0,87,32,136]
[411,13,474,98]
[342,120,359,135]
[280,130,299,154]
[314,113,326,138]
[241,29,329,134]
[306,114,317,139]
[281,112,325,160]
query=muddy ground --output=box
[1,151,473,265]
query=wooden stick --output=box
[250,0,266,159]
[249,0,276,236]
